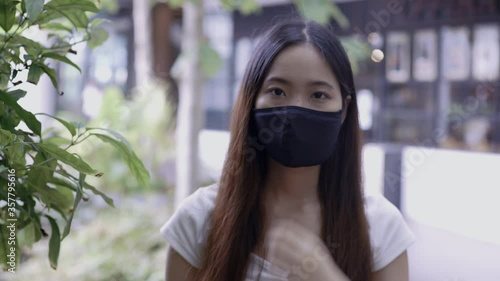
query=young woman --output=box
[161,18,415,281]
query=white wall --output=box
[401,146,500,246]
[200,131,500,245]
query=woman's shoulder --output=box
[159,182,219,268]
[178,182,219,213]
[363,193,416,271]
[364,193,402,222]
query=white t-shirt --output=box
[160,183,415,280]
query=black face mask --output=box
[251,106,343,168]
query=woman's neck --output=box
[255,157,323,257]
[263,157,321,206]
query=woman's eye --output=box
[312,92,328,99]
[268,88,286,97]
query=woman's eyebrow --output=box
[265,76,336,90]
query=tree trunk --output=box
[133,0,152,86]
[175,2,205,207]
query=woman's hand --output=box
[265,219,349,281]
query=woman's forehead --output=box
[264,44,339,87]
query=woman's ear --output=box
[341,95,351,124]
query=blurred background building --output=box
[30,0,500,280]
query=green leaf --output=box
[0,0,17,32]
[20,197,43,242]
[0,128,16,147]
[40,22,73,33]
[18,222,36,248]
[37,143,97,175]
[199,43,223,78]
[86,127,131,148]
[27,63,44,85]
[56,9,88,28]
[4,142,25,165]
[83,182,115,207]
[49,176,77,191]
[91,132,150,188]
[27,151,57,193]
[42,52,81,73]
[0,91,42,135]
[45,0,99,13]
[40,64,59,91]
[87,27,109,49]
[40,185,74,212]
[32,9,66,26]
[26,0,44,24]
[44,136,72,146]
[46,216,61,270]
[10,34,43,55]
[7,89,26,101]
[41,0,99,29]
[0,62,11,89]
[60,173,83,240]
[5,51,24,65]
[36,113,77,136]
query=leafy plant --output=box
[0,0,149,272]
[9,192,170,281]
[73,81,175,194]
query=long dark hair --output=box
[194,18,373,281]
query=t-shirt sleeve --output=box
[160,187,214,269]
[366,194,416,272]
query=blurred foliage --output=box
[0,0,149,272]
[9,193,171,281]
[96,0,120,14]
[293,0,349,27]
[341,36,372,75]
[165,0,369,78]
[219,0,260,15]
[72,80,175,194]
